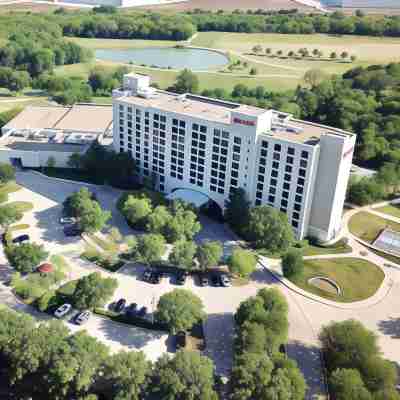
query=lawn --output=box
[349,211,400,243]
[0,181,21,196]
[375,204,400,219]
[303,239,352,256]
[290,258,384,302]
[7,201,33,213]
[87,233,118,253]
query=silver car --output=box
[75,310,91,325]
[59,216,76,225]
[54,303,72,318]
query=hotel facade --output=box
[113,73,356,241]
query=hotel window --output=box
[292,212,300,220]
[234,136,241,145]
[268,195,275,203]
[282,190,289,198]
[261,149,267,157]
[288,147,295,155]
[295,194,302,203]
[273,153,280,161]
[301,150,309,159]
[294,203,301,212]
[269,187,276,194]
[274,144,281,151]
[262,141,268,148]
[286,156,294,164]
[285,165,292,173]
[297,178,305,186]
[292,220,299,228]
[200,125,207,133]
[299,169,306,177]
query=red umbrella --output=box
[37,263,54,274]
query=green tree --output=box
[329,368,372,400]
[246,206,295,253]
[252,45,263,54]
[341,51,349,60]
[136,233,166,266]
[146,205,170,234]
[228,248,257,278]
[168,239,197,270]
[155,289,206,333]
[72,272,118,310]
[64,187,92,217]
[67,152,82,169]
[103,351,151,400]
[5,242,48,274]
[250,67,258,75]
[351,54,357,62]
[196,240,223,270]
[0,163,15,183]
[108,226,122,243]
[235,321,268,354]
[122,196,152,229]
[224,188,250,236]
[0,205,22,228]
[151,351,218,400]
[330,51,338,59]
[265,48,272,55]
[46,156,56,169]
[304,68,327,88]
[173,69,199,94]
[78,197,111,233]
[281,248,304,279]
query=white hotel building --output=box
[113,73,356,241]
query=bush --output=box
[0,163,15,183]
[228,248,257,278]
[281,248,304,279]
[37,290,57,312]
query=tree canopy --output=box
[5,242,48,274]
[228,248,257,278]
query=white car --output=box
[59,216,76,225]
[54,303,72,318]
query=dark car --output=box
[220,274,231,287]
[175,331,186,350]
[12,234,29,244]
[137,306,147,318]
[126,302,138,316]
[63,224,81,237]
[150,272,162,284]
[176,271,187,285]
[114,298,127,313]
[211,274,221,287]
[143,268,152,282]
[200,274,208,287]
[74,311,91,325]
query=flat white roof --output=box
[166,189,209,208]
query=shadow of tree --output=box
[287,340,327,400]
[378,318,400,338]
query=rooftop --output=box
[3,104,113,134]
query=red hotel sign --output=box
[233,117,255,127]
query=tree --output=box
[224,188,250,236]
[304,68,327,88]
[0,163,15,183]
[67,152,82,168]
[231,352,274,400]
[151,351,218,400]
[103,351,150,400]
[288,50,295,57]
[319,320,380,374]
[72,272,118,310]
[155,289,206,333]
[246,206,294,253]
[330,51,338,59]
[108,226,122,243]
[146,205,170,234]
[173,69,199,94]
[78,197,111,233]
[249,67,258,75]
[0,205,22,227]
[277,50,283,57]
[351,54,357,62]
[5,242,48,274]
[312,48,319,57]
[228,248,257,278]
[252,45,262,54]
[46,156,56,169]
[329,368,372,400]
[265,48,272,55]
[64,188,92,217]
[341,51,349,60]
[281,248,304,279]
[196,240,222,270]
[122,196,152,230]
[168,239,197,270]
[136,233,166,266]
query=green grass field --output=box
[375,204,400,219]
[68,37,179,49]
[349,211,400,243]
[303,240,352,256]
[290,258,384,302]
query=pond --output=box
[95,47,229,71]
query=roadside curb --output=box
[27,170,101,188]
[257,257,392,310]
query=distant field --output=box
[55,60,299,92]
[68,37,179,50]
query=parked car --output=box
[150,272,162,284]
[200,274,208,287]
[114,298,127,313]
[12,234,29,244]
[126,302,138,316]
[63,225,82,237]
[175,331,186,350]
[137,306,147,318]
[176,271,187,285]
[211,274,221,287]
[143,269,152,282]
[220,274,231,287]
[59,216,76,225]
[75,310,91,325]
[54,303,72,318]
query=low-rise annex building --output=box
[113,73,356,241]
[0,104,112,168]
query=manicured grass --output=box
[68,37,179,50]
[0,181,21,196]
[57,280,77,297]
[290,258,384,302]
[7,201,33,213]
[303,239,352,256]
[349,211,400,243]
[87,233,118,253]
[9,223,29,232]
[375,204,400,219]
[50,255,70,271]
